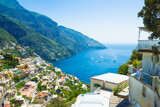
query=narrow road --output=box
[0,89,7,107]
[0,77,30,107]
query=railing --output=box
[134,71,153,87]
[139,72,153,87]
[138,40,160,49]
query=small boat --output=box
[100,56,103,58]
[113,60,116,63]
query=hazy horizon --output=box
[17,0,145,44]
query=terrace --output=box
[129,65,160,97]
[137,27,160,51]
[131,72,153,87]
[138,40,160,51]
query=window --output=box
[94,83,101,87]
[142,85,146,97]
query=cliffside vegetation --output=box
[118,50,142,75]
[0,14,71,61]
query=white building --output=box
[129,27,160,107]
[0,55,4,60]
[90,73,128,92]
[73,93,109,107]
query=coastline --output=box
[51,44,136,84]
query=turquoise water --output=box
[52,44,136,84]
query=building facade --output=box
[129,27,160,107]
[90,73,128,92]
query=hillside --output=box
[0,0,106,61]
[60,26,106,52]
[0,14,71,61]
[0,27,18,48]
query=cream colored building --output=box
[90,73,128,92]
[129,27,160,107]
[73,93,109,107]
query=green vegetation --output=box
[0,13,71,61]
[118,64,129,75]
[0,28,17,47]
[130,50,142,61]
[61,80,89,102]
[13,76,21,83]
[47,97,71,107]
[10,99,22,107]
[152,45,159,55]
[13,73,28,83]
[0,53,19,69]
[16,81,26,90]
[59,26,106,52]
[47,77,90,106]
[4,47,35,58]
[138,0,160,39]
[30,77,38,83]
[37,82,43,91]
[118,50,142,75]
[17,91,21,95]
[113,82,128,95]
[0,0,106,61]
[3,53,19,67]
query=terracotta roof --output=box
[4,104,10,107]
[0,73,2,77]
[42,93,48,96]
[61,76,66,80]
[37,92,48,97]
[37,92,42,96]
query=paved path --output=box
[109,95,129,107]
[0,89,7,107]
[0,77,30,107]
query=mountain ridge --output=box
[0,0,106,61]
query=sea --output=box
[52,44,137,84]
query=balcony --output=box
[137,40,160,51]
[132,71,153,87]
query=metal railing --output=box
[134,71,153,87]
[138,40,160,49]
[139,72,153,87]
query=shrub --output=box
[113,82,128,95]
[16,81,26,90]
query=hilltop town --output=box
[0,44,89,107]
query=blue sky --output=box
[17,0,145,44]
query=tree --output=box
[30,77,38,82]
[37,82,43,91]
[118,64,128,75]
[16,81,26,90]
[13,75,21,83]
[0,67,3,71]
[47,97,67,107]
[132,59,142,68]
[118,50,142,75]
[130,50,142,61]
[17,91,21,95]
[3,53,19,68]
[138,0,160,39]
